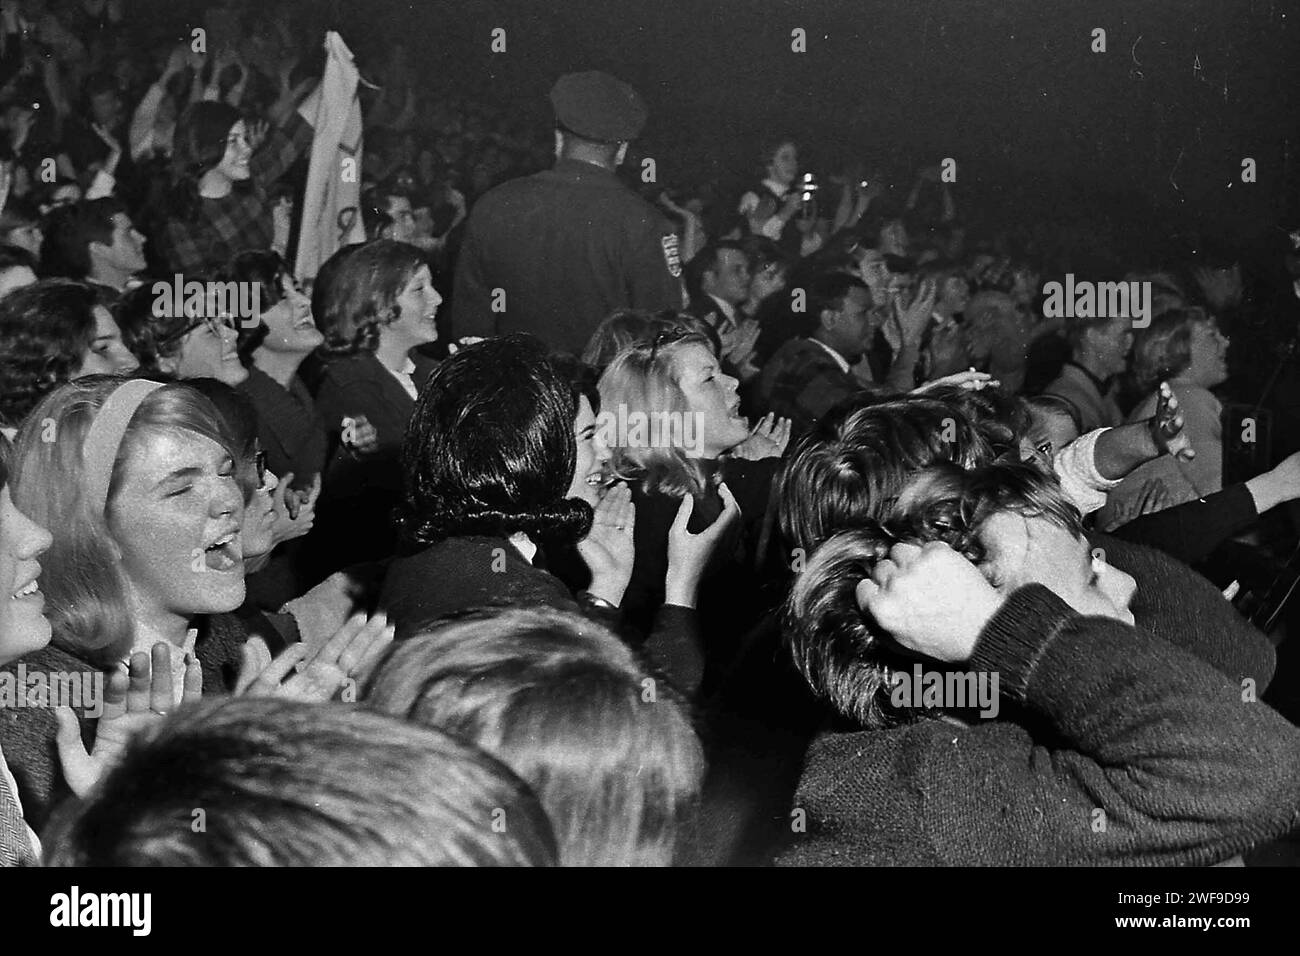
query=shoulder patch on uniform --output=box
[661,234,682,278]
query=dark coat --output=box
[450,158,685,355]
[379,534,704,696]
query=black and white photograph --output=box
[0,0,1296,911]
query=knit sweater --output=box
[776,581,1300,866]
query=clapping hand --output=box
[236,611,395,702]
[577,481,636,608]
[731,412,792,461]
[664,482,741,608]
[270,471,320,545]
[893,276,938,348]
[1149,381,1194,461]
[55,643,202,797]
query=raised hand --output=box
[55,643,202,797]
[577,481,636,608]
[665,482,741,608]
[236,612,394,702]
[731,412,792,461]
[1149,381,1194,461]
[894,276,938,347]
[720,317,761,372]
[1192,264,1243,313]
[855,541,1002,663]
[246,117,269,152]
[269,471,318,546]
[914,369,999,394]
[341,415,380,456]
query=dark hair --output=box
[113,282,191,374]
[365,607,704,866]
[779,397,991,554]
[739,234,789,276]
[396,335,592,546]
[0,279,105,426]
[547,351,601,416]
[920,385,1028,460]
[40,197,128,279]
[786,462,1081,728]
[781,270,871,339]
[43,697,559,866]
[360,185,404,237]
[219,249,293,362]
[310,242,363,345]
[169,101,246,222]
[758,137,796,175]
[684,239,746,300]
[314,239,426,355]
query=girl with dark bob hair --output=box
[159,82,316,274]
[113,282,247,387]
[308,239,443,575]
[380,335,731,696]
[220,250,327,497]
[0,279,138,432]
[395,334,591,547]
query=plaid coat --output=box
[755,337,876,433]
[159,112,313,275]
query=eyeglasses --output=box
[160,313,237,347]
[648,326,694,363]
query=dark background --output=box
[324,0,1300,249]
[135,0,1300,251]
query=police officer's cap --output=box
[550,71,647,144]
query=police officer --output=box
[450,71,686,354]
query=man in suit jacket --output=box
[1042,315,1134,431]
[755,273,897,434]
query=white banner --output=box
[294,31,366,281]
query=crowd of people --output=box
[0,0,1298,868]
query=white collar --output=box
[808,336,851,374]
[381,356,418,399]
[508,532,537,565]
[707,294,738,324]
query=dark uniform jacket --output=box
[450,158,685,354]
